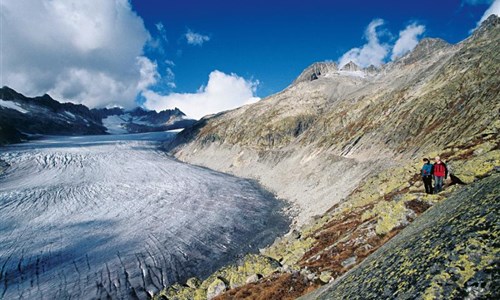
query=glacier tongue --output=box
[0,132,289,299]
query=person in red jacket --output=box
[431,156,448,193]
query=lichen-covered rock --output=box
[206,278,227,299]
[376,201,412,235]
[319,271,333,284]
[186,277,201,289]
[300,174,500,300]
[245,274,261,284]
[450,150,500,184]
[155,283,196,300]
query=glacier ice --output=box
[0,132,289,299]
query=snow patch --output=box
[0,99,29,113]
[337,70,367,78]
[102,115,128,134]
[64,111,76,119]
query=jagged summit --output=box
[340,61,361,72]
[364,64,379,75]
[0,86,195,144]
[293,61,338,84]
[395,38,451,66]
[469,14,499,41]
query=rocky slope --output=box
[301,173,499,300]
[0,87,195,145]
[156,128,499,299]
[167,15,499,226]
[161,15,499,299]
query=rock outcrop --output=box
[293,62,338,83]
[340,61,361,71]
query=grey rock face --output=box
[293,62,338,83]
[397,38,451,65]
[340,61,360,71]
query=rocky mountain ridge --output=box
[167,15,499,226]
[159,15,499,299]
[0,86,195,145]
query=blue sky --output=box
[1,0,498,119]
[132,0,493,97]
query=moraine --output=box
[0,132,289,299]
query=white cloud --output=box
[143,71,259,119]
[165,67,176,89]
[155,22,168,42]
[478,0,500,24]
[0,0,154,108]
[165,60,176,67]
[185,29,211,46]
[137,57,160,93]
[338,19,389,68]
[391,23,426,60]
[338,19,427,67]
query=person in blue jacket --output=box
[421,158,433,194]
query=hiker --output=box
[421,158,433,194]
[431,156,448,193]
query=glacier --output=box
[0,132,289,299]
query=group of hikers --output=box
[421,156,448,194]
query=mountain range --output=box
[0,86,195,145]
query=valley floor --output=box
[0,132,289,299]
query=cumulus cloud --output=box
[143,71,259,119]
[0,0,154,108]
[185,29,211,46]
[391,23,426,60]
[338,19,426,68]
[136,57,160,93]
[338,19,389,68]
[478,0,500,24]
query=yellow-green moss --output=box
[451,150,500,183]
[372,201,410,235]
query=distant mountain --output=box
[0,87,195,145]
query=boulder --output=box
[186,277,201,289]
[206,278,227,300]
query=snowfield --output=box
[0,132,289,299]
[0,99,28,114]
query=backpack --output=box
[421,163,432,176]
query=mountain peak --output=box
[340,61,361,72]
[293,61,338,84]
[364,65,379,75]
[0,86,27,101]
[397,38,450,65]
[470,14,499,41]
